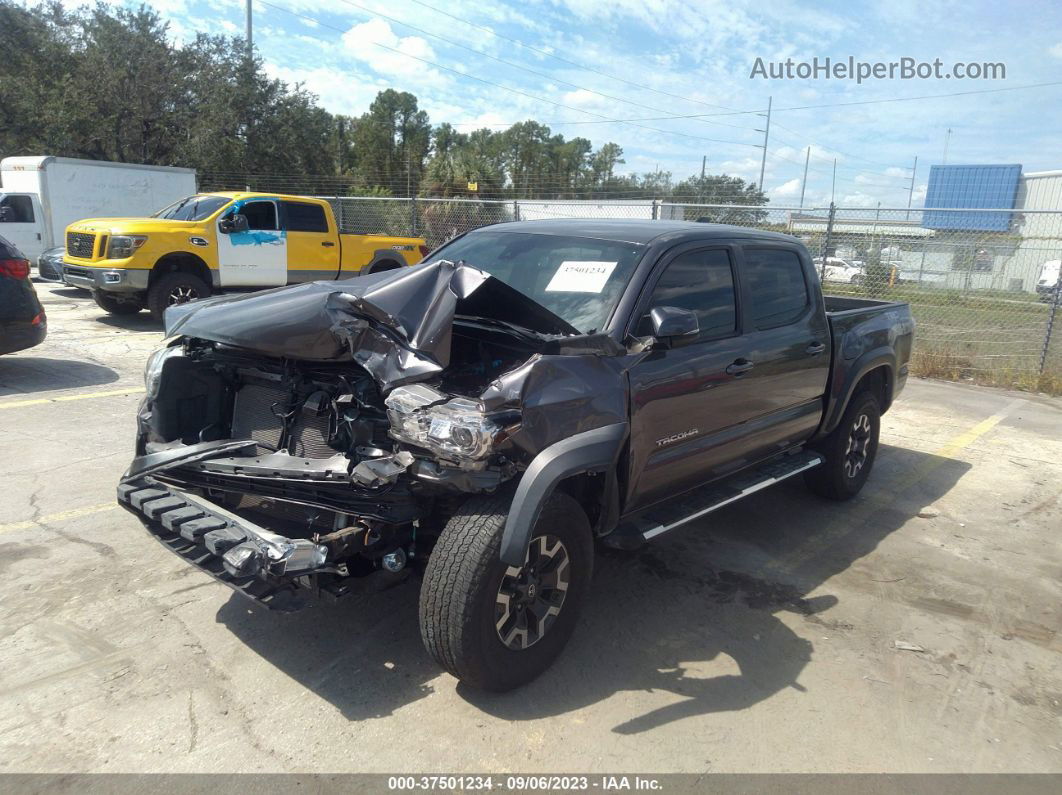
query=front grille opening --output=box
[66,231,96,259]
[230,382,339,459]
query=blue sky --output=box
[102,1,1062,206]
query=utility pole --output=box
[831,158,837,203]
[245,0,253,61]
[699,155,707,203]
[757,96,772,192]
[943,128,952,164]
[799,146,810,210]
[906,155,918,219]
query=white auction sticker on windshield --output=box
[544,261,618,293]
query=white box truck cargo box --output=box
[0,156,196,260]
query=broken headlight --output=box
[385,384,513,462]
[144,344,183,398]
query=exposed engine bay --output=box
[119,259,628,606]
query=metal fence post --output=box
[1039,261,1062,375]
[410,197,418,237]
[513,200,520,222]
[819,203,835,281]
[652,199,659,221]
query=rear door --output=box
[0,194,44,261]
[216,198,287,287]
[734,244,830,452]
[281,200,340,282]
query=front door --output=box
[216,198,287,287]
[0,194,44,260]
[626,245,761,512]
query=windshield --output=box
[431,231,645,334]
[152,195,230,221]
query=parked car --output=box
[36,246,66,283]
[118,219,914,691]
[1037,259,1061,302]
[813,256,863,283]
[62,192,429,321]
[0,235,47,355]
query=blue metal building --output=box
[923,164,1022,231]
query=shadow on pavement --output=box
[216,443,970,732]
[93,313,161,333]
[0,356,120,396]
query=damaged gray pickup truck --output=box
[119,219,914,691]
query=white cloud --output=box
[265,64,389,117]
[340,18,449,89]
[1049,42,1062,58]
[771,178,801,198]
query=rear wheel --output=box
[804,391,881,500]
[93,290,143,315]
[419,491,593,691]
[366,259,403,274]
[147,272,211,322]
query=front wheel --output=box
[804,391,881,500]
[93,290,143,315]
[419,491,593,691]
[147,272,211,322]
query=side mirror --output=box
[650,306,699,347]
[218,213,249,234]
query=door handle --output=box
[321,241,335,247]
[726,358,754,376]
[806,341,826,355]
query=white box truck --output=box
[0,156,196,262]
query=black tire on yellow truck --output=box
[147,272,212,323]
[93,290,142,315]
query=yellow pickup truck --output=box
[62,192,429,320]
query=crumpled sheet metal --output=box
[161,260,576,392]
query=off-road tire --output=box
[147,272,211,322]
[804,391,881,501]
[93,290,143,315]
[419,491,593,691]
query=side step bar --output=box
[604,450,823,549]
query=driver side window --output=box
[638,249,737,341]
[240,200,277,230]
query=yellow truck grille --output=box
[66,231,97,259]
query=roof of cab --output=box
[203,191,329,202]
[469,218,801,246]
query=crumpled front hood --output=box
[163,260,579,391]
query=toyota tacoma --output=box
[118,219,914,691]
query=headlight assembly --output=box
[144,344,183,398]
[385,384,515,463]
[108,235,148,259]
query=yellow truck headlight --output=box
[108,235,148,259]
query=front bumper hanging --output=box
[118,477,339,611]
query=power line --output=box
[450,79,1062,128]
[258,1,763,149]
[402,0,742,114]
[332,0,754,133]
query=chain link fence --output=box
[306,196,1062,394]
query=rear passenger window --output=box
[283,201,328,233]
[744,248,809,328]
[639,249,737,341]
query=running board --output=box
[603,450,823,549]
